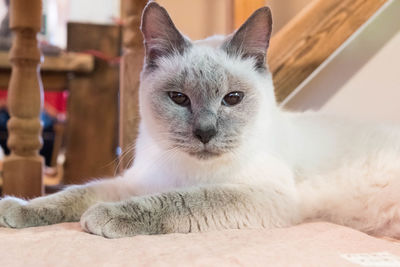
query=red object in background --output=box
[0,89,67,116]
[44,91,68,114]
[0,90,7,100]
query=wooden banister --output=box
[2,0,44,198]
[269,0,389,103]
[119,0,147,171]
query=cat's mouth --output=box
[189,149,221,160]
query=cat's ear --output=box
[222,7,272,71]
[141,2,190,69]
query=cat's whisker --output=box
[113,142,139,175]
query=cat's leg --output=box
[80,183,299,238]
[0,177,135,228]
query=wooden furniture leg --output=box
[2,0,44,198]
[118,0,147,171]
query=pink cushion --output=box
[0,222,399,266]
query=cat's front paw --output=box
[0,196,28,228]
[80,201,154,238]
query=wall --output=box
[284,0,400,124]
[68,0,120,24]
[0,1,5,22]
[157,0,231,40]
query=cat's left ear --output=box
[222,7,272,71]
[141,2,190,69]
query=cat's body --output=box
[1,2,399,238]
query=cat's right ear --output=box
[141,2,190,69]
[222,7,272,71]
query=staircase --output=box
[268,0,390,103]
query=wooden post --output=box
[2,0,44,198]
[63,23,121,184]
[119,0,147,171]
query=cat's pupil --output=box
[168,91,190,107]
[222,91,244,106]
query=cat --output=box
[0,2,399,239]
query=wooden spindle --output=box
[2,0,44,198]
[119,0,147,171]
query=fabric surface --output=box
[0,222,399,267]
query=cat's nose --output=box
[193,127,217,144]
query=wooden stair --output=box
[268,0,389,103]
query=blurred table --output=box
[0,51,94,90]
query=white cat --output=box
[0,2,399,239]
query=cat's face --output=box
[139,2,275,160]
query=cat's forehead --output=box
[184,50,228,87]
[157,46,251,95]
[181,46,228,74]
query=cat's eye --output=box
[168,91,190,107]
[222,91,244,106]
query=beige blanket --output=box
[0,222,399,267]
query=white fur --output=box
[122,36,400,238]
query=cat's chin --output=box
[188,149,222,160]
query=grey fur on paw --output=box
[0,197,28,228]
[80,202,152,238]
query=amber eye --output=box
[222,91,244,106]
[168,91,190,107]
